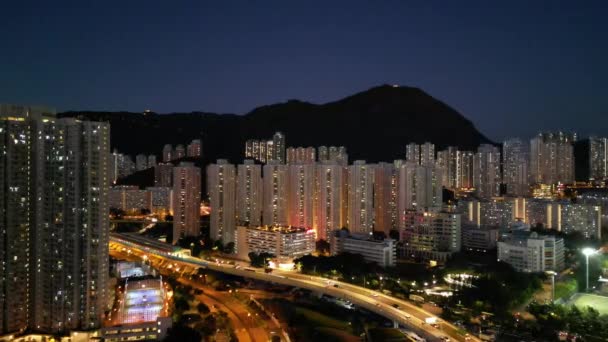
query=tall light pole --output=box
[582,248,597,293]
[545,271,556,303]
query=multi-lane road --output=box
[110,234,478,342]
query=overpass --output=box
[110,234,477,342]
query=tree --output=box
[163,325,202,342]
[316,239,331,255]
[248,252,275,267]
[173,297,190,313]
[224,242,235,254]
[140,208,151,215]
[372,231,387,240]
[165,214,173,221]
[388,229,400,241]
[197,302,210,315]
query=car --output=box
[375,303,380,306]
[371,292,379,297]
[439,337,450,341]
[333,284,339,288]
[392,303,400,309]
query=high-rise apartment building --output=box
[263,161,288,226]
[162,144,173,162]
[236,160,262,226]
[135,154,148,171]
[272,132,286,163]
[147,154,157,168]
[154,163,173,187]
[374,162,397,234]
[318,146,348,165]
[208,160,235,244]
[473,144,501,198]
[397,163,443,227]
[173,162,201,241]
[530,132,576,185]
[405,142,435,166]
[436,147,473,189]
[1,105,110,334]
[287,163,315,229]
[503,138,529,196]
[187,139,202,158]
[347,161,375,234]
[589,136,608,181]
[174,144,185,160]
[286,146,316,164]
[314,161,346,240]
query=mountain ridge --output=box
[59,84,494,165]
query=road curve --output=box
[110,235,478,342]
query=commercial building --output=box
[208,160,235,244]
[236,225,315,262]
[497,232,565,273]
[347,161,375,234]
[236,160,263,226]
[530,132,576,185]
[0,105,110,334]
[330,230,396,267]
[173,162,201,241]
[399,210,461,262]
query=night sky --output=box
[1,1,606,141]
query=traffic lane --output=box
[111,242,469,341]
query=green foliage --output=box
[248,252,275,267]
[197,302,210,315]
[173,297,190,313]
[224,241,235,254]
[457,262,543,316]
[527,302,608,340]
[315,239,331,255]
[554,278,578,300]
[163,324,202,342]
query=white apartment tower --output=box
[374,162,397,234]
[347,161,375,234]
[287,163,315,228]
[530,132,576,185]
[208,160,235,244]
[503,138,530,196]
[397,163,443,228]
[1,105,110,334]
[263,161,288,226]
[473,144,502,198]
[236,160,263,226]
[314,161,346,240]
[589,136,608,181]
[173,162,201,240]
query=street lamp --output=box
[582,248,597,293]
[545,270,557,303]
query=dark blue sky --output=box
[1,1,607,141]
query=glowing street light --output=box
[582,248,597,292]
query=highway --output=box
[110,234,478,342]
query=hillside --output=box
[59,84,493,165]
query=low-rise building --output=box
[461,225,499,252]
[330,230,396,267]
[236,225,315,262]
[497,231,565,273]
[399,210,461,262]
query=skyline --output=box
[0,1,606,141]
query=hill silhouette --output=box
[59,84,493,166]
